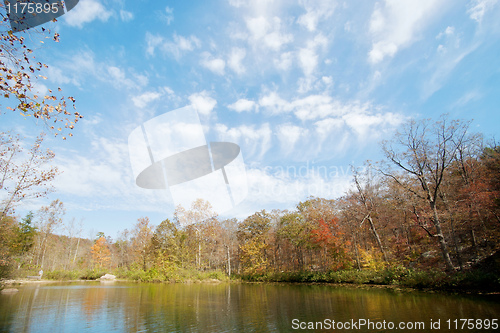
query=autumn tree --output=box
[0,132,59,219]
[130,217,154,270]
[441,142,500,265]
[220,218,238,276]
[0,215,17,277]
[349,164,388,262]
[64,217,83,270]
[481,145,500,221]
[174,199,219,269]
[91,236,111,269]
[151,219,187,269]
[33,199,64,268]
[0,211,37,274]
[299,198,350,270]
[237,210,271,274]
[309,217,347,270]
[7,211,38,270]
[276,211,311,271]
[1,16,80,137]
[380,115,473,271]
[114,229,131,269]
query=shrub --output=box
[79,269,106,280]
[44,270,80,280]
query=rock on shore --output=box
[100,274,116,281]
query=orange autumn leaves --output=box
[91,237,111,269]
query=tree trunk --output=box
[226,245,231,276]
[367,215,388,262]
[471,229,478,261]
[198,243,201,268]
[73,237,80,263]
[431,203,455,271]
[450,218,463,270]
[354,233,361,270]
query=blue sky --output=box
[2,0,500,239]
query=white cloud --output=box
[228,99,257,112]
[436,26,455,39]
[134,74,149,87]
[368,0,449,64]
[298,47,318,76]
[31,82,48,97]
[120,10,134,22]
[228,0,245,8]
[145,32,164,56]
[215,123,272,159]
[297,77,316,94]
[297,0,337,32]
[200,52,226,75]
[64,0,112,28]
[52,137,167,213]
[293,95,356,120]
[468,0,498,23]
[450,90,482,108]
[107,66,126,81]
[45,51,143,91]
[106,66,136,89]
[256,92,404,142]
[164,6,174,25]
[277,124,308,154]
[343,111,403,138]
[421,23,484,98]
[246,16,268,40]
[258,91,292,114]
[168,34,202,57]
[145,32,201,59]
[132,91,162,109]
[258,92,372,121]
[274,52,293,71]
[189,91,217,116]
[435,26,460,54]
[243,166,353,209]
[298,34,328,77]
[163,87,175,95]
[245,16,293,51]
[314,118,344,137]
[45,66,79,86]
[422,43,479,99]
[228,48,246,74]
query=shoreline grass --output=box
[4,265,497,295]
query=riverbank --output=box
[238,266,500,295]
[4,251,499,294]
[3,267,498,296]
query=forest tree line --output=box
[1,115,499,280]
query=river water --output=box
[0,281,499,332]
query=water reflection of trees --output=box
[2,283,500,332]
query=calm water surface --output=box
[1,281,499,332]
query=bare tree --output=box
[0,132,59,219]
[33,199,65,268]
[174,199,218,269]
[351,164,388,262]
[379,115,471,271]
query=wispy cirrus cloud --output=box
[368,0,450,64]
[145,32,201,59]
[64,0,112,28]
